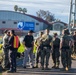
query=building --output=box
[0,10,52,35]
[49,21,68,34]
[0,10,67,36]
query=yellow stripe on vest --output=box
[14,36,16,48]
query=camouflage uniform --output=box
[61,35,72,70]
[73,35,76,54]
[52,37,60,68]
[3,34,10,69]
[35,37,42,67]
[40,34,52,69]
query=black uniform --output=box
[52,37,60,68]
[9,35,20,72]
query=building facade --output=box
[0,10,67,36]
[0,10,52,35]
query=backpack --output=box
[62,35,71,47]
[53,38,60,47]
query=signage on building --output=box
[17,21,35,31]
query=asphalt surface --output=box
[2,55,76,75]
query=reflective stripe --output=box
[13,36,19,48]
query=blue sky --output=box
[0,0,70,23]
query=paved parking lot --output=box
[2,56,76,75]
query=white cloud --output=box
[0,0,70,23]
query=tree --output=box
[22,8,27,14]
[18,7,22,13]
[14,5,18,11]
[36,10,55,22]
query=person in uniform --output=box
[3,30,10,69]
[8,30,20,73]
[73,31,76,54]
[40,29,52,70]
[52,33,60,69]
[60,29,73,71]
[34,31,44,68]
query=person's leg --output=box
[56,56,60,68]
[52,52,56,68]
[23,48,30,68]
[9,50,14,71]
[36,50,40,67]
[29,48,34,68]
[46,49,50,69]
[55,50,60,68]
[13,49,17,72]
[41,50,45,70]
[61,49,67,69]
[67,50,72,69]
[3,48,9,69]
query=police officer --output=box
[60,29,73,71]
[52,33,60,69]
[40,29,52,70]
[8,30,20,73]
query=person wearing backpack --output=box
[60,29,73,71]
[52,33,60,69]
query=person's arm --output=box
[32,36,34,49]
[60,38,63,50]
[69,38,74,48]
[34,40,38,47]
[22,36,26,48]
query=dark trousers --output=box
[9,48,17,71]
[52,48,60,66]
[41,47,50,67]
[61,48,72,68]
[74,44,76,53]
[36,49,41,64]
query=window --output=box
[36,23,39,25]
[14,22,17,24]
[2,21,6,24]
[54,24,60,31]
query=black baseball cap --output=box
[29,30,34,33]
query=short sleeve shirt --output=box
[23,35,34,47]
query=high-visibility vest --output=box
[18,43,25,53]
[13,36,20,48]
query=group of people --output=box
[2,30,20,73]
[0,28,76,73]
[22,28,76,71]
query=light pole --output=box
[68,0,72,32]
[73,0,76,28]
[69,0,76,31]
